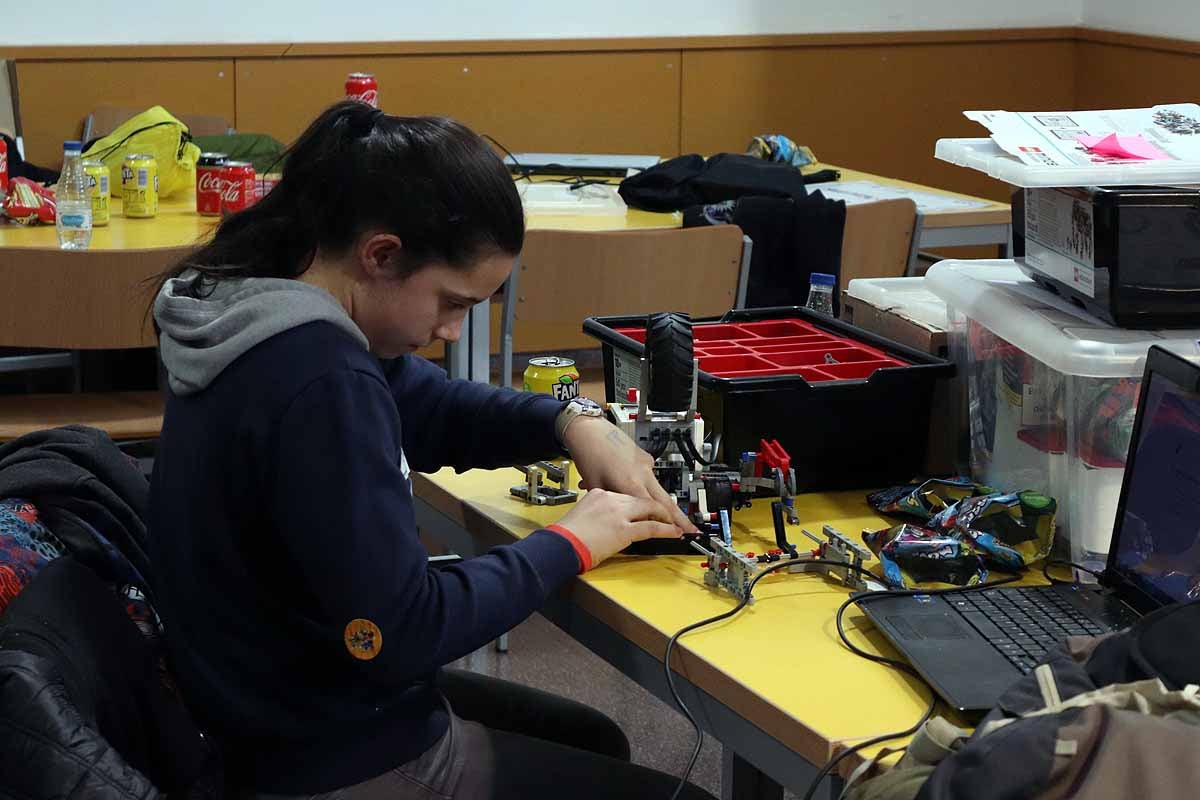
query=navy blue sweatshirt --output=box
[147,320,577,792]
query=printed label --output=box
[1024,188,1096,298]
[60,213,87,228]
[613,352,642,398]
[1022,383,1051,426]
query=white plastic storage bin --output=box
[934,137,1200,188]
[925,260,1200,570]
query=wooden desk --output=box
[446,178,681,381]
[818,163,1011,250]
[450,164,1008,383]
[412,467,933,799]
[0,192,217,250]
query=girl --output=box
[147,100,713,799]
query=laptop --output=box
[503,152,660,178]
[862,345,1200,713]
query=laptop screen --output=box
[1110,366,1200,607]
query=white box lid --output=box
[925,260,1200,377]
[935,138,1200,188]
[845,276,949,332]
[517,182,627,215]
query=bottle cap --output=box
[809,272,836,287]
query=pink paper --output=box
[1076,132,1172,160]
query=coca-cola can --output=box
[220,161,256,216]
[0,136,8,197]
[345,72,379,108]
[195,152,228,216]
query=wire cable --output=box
[664,558,884,800]
[674,429,712,467]
[481,133,531,182]
[800,574,1024,799]
[664,552,1023,800]
[1042,558,1105,585]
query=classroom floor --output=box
[450,613,724,797]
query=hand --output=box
[562,416,699,534]
[554,488,681,566]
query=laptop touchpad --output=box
[888,615,970,640]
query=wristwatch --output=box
[555,397,605,447]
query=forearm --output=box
[384,356,564,472]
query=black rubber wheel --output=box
[645,311,694,412]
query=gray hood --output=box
[154,269,369,395]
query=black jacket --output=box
[0,425,152,589]
[618,152,809,212]
[0,557,218,800]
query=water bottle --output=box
[55,140,93,250]
[804,272,836,316]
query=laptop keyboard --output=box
[947,587,1109,674]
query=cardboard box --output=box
[841,293,948,359]
[841,291,959,477]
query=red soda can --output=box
[0,136,8,197]
[220,161,256,216]
[345,72,379,107]
[195,152,228,216]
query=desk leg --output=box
[905,213,925,277]
[722,748,783,800]
[446,301,493,383]
[468,301,491,384]
[445,339,470,381]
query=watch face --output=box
[576,398,603,413]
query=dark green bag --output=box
[190,133,286,175]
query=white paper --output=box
[964,104,1200,167]
[808,180,990,212]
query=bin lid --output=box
[925,260,1200,378]
[845,276,949,332]
[935,137,1200,188]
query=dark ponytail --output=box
[154,101,524,294]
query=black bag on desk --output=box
[845,600,1200,800]
[618,153,807,211]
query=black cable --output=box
[568,178,609,191]
[665,554,1022,800]
[1042,558,1105,585]
[799,574,1022,800]
[675,429,712,467]
[482,134,531,182]
[665,558,885,800]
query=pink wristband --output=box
[546,523,592,573]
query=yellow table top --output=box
[0,192,219,250]
[0,163,1005,251]
[0,187,679,249]
[818,163,1010,230]
[414,467,952,773]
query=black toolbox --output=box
[583,307,955,491]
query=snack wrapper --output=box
[866,477,995,520]
[864,480,1057,587]
[3,178,56,225]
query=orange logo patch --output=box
[344,618,383,660]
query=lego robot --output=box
[606,311,800,553]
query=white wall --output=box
[3,0,1084,46]
[1084,0,1200,41]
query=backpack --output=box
[82,106,201,198]
[843,599,1200,800]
